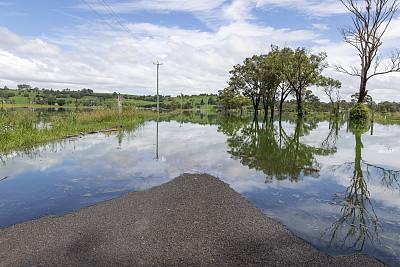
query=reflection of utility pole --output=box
[153,61,163,117]
[156,118,159,160]
[180,93,183,127]
[153,61,162,161]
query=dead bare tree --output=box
[335,0,400,103]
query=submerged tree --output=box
[335,0,400,103]
[218,86,250,115]
[260,53,281,118]
[320,77,342,116]
[228,56,267,116]
[272,46,328,118]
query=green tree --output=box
[17,84,31,90]
[228,55,268,116]
[260,53,281,118]
[304,90,320,113]
[319,77,342,116]
[57,99,66,106]
[351,93,374,108]
[272,46,328,118]
[218,87,237,112]
[47,95,57,105]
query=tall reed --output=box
[0,109,154,153]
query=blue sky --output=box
[1,0,400,102]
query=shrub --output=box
[350,103,371,122]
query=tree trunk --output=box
[296,91,303,118]
[270,96,275,119]
[279,97,285,120]
[263,98,269,118]
[358,75,368,103]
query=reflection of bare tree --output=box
[324,165,382,250]
[324,123,400,251]
[364,162,400,190]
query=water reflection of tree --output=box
[219,116,337,182]
[325,121,400,251]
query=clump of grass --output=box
[0,109,154,153]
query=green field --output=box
[0,88,219,111]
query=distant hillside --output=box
[0,85,219,110]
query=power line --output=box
[81,0,157,61]
[97,0,144,47]
[81,0,163,99]
[81,0,123,38]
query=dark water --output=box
[0,113,399,266]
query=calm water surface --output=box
[0,113,399,266]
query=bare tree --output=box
[335,0,400,103]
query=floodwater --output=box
[0,113,399,266]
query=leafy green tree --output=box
[272,46,328,118]
[228,55,269,116]
[57,99,66,106]
[17,84,31,90]
[218,87,237,112]
[218,87,250,114]
[319,77,342,116]
[47,95,57,105]
[351,93,374,108]
[304,90,320,113]
[208,97,216,105]
[260,53,281,118]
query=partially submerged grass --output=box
[0,109,154,153]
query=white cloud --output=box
[2,0,399,100]
[0,13,320,95]
[94,0,228,13]
[312,23,329,30]
[2,12,27,16]
[256,0,348,17]
[0,27,61,57]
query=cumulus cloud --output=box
[1,0,400,100]
[0,9,320,95]
[0,27,61,57]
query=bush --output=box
[350,103,371,121]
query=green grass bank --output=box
[0,109,155,154]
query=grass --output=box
[0,109,155,154]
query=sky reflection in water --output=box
[0,114,399,266]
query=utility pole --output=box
[153,61,163,117]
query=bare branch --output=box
[336,0,399,103]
